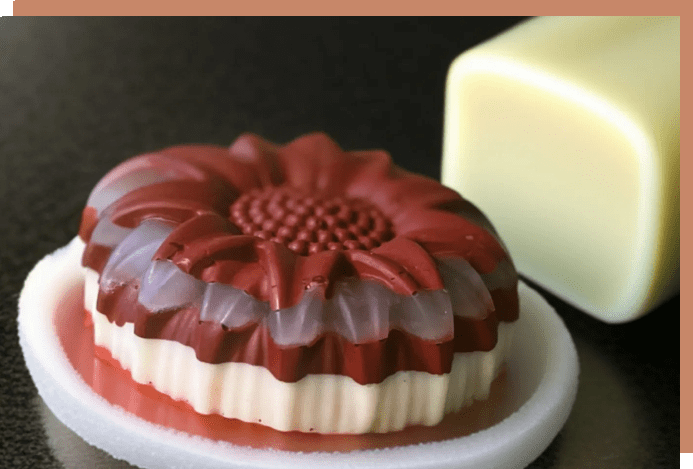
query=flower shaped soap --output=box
[78,133,519,433]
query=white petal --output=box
[437,258,494,319]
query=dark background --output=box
[0,17,679,468]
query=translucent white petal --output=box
[395,290,454,340]
[101,220,174,288]
[200,283,268,329]
[139,260,206,311]
[199,276,457,345]
[267,289,325,346]
[90,215,133,248]
[87,167,173,214]
[437,258,494,318]
[330,280,391,344]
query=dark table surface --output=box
[0,17,679,468]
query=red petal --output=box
[340,149,394,199]
[256,241,299,311]
[228,134,284,188]
[153,213,269,299]
[344,250,419,295]
[158,144,267,194]
[292,250,353,300]
[202,262,267,299]
[277,133,394,197]
[154,213,240,260]
[155,215,258,272]
[349,171,463,219]
[276,133,347,194]
[87,152,212,205]
[110,179,236,228]
[396,209,508,274]
[370,237,444,291]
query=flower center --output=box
[229,186,394,255]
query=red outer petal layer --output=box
[347,169,464,217]
[110,180,237,228]
[275,133,392,197]
[227,135,284,189]
[394,209,508,275]
[369,237,444,291]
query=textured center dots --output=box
[229,186,394,256]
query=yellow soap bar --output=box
[442,16,679,323]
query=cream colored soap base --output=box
[19,239,579,469]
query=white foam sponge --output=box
[19,238,579,469]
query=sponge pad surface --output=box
[19,238,578,469]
